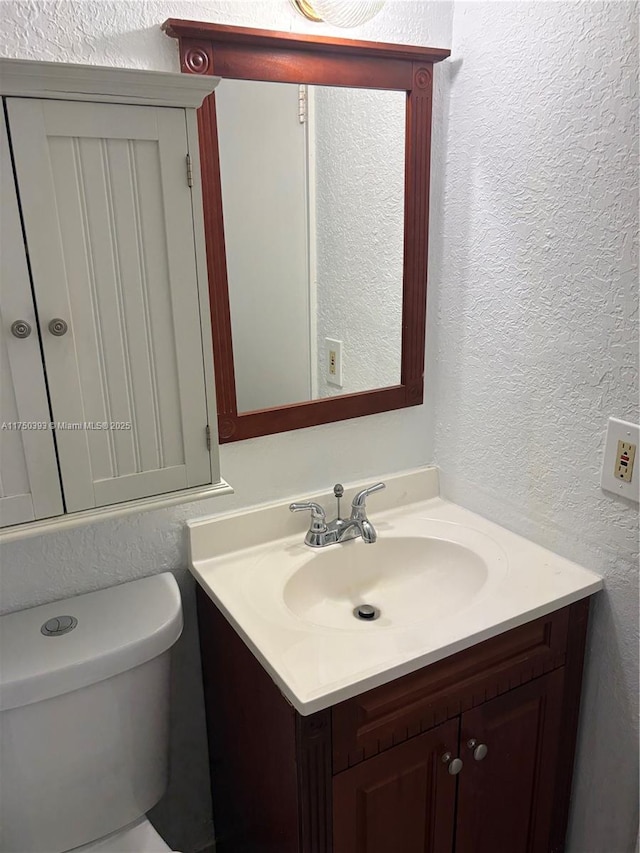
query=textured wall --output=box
[217,79,313,411]
[0,2,453,851]
[434,3,639,852]
[314,86,404,395]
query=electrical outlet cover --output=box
[325,338,343,387]
[601,418,639,502]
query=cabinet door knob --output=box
[48,318,68,337]
[448,758,463,775]
[11,320,32,339]
[441,752,464,775]
[467,738,488,761]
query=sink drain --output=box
[353,604,381,621]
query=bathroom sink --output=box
[283,536,489,629]
[187,468,603,714]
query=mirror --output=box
[216,79,405,412]
[163,20,450,441]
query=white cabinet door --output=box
[0,112,64,526]
[7,98,212,512]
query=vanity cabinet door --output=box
[333,718,459,853]
[6,97,212,512]
[0,111,64,526]
[455,668,565,853]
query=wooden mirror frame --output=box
[163,20,450,442]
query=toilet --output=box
[0,573,184,853]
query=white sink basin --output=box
[283,536,489,629]
[187,468,603,715]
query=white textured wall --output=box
[434,3,639,852]
[0,2,452,851]
[217,79,312,411]
[314,86,404,395]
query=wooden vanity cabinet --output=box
[333,720,459,853]
[196,587,590,853]
[454,670,565,853]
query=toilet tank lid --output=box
[0,573,183,711]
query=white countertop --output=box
[188,468,603,715]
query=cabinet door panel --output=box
[333,719,459,853]
[6,98,211,511]
[455,669,565,853]
[0,111,63,526]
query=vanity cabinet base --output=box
[333,720,458,853]
[196,588,590,853]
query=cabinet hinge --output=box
[206,424,211,451]
[298,84,307,124]
[186,153,193,188]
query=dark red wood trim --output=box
[197,587,301,853]
[164,21,449,441]
[195,92,238,417]
[221,386,411,442]
[402,62,433,396]
[195,44,411,90]
[296,711,333,853]
[179,39,213,75]
[549,597,591,853]
[163,19,451,64]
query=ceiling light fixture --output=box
[292,0,386,28]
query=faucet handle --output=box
[351,482,386,509]
[289,501,327,532]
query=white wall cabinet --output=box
[0,60,228,533]
[0,113,65,525]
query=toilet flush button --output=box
[41,615,78,636]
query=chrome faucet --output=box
[290,482,386,547]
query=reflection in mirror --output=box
[215,79,405,413]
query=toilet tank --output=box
[0,573,183,853]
